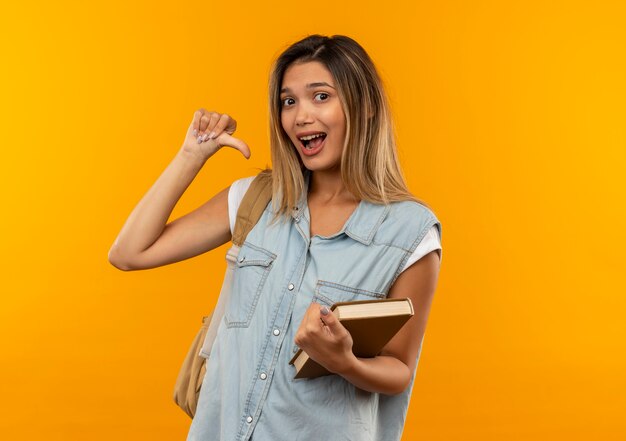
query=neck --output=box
[308,168,357,202]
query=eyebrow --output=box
[280,82,336,94]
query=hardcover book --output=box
[289,298,414,379]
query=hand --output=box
[293,303,356,375]
[181,109,251,161]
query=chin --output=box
[300,158,341,173]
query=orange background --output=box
[1,1,625,439]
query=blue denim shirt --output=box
[188,176,441,441]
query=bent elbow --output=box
[397,378,413,395]
[386,364,413,396]
[108,246,134,271]
[387,382,411,396]
[385,380,411,396]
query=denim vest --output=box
[188,176,442,441]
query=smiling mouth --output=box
[299,132,327,149]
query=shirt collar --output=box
[291,170,389,245]
[343,200,390,245]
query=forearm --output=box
[110,148,206,258]
[337,354,411,395]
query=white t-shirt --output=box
[228,176,442,273]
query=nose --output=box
[295,102,313,126]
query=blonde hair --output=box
[268,34,422,220]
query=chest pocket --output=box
[225,242,276,328]
[312,280,387,308]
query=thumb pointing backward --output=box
[218,133,251,159]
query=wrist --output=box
[334,352,360,378]
[177,145,210,167]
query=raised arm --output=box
[108,109,250,271]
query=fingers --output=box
[191,108,211,138]
[297,303,332,338]
[194,109,237,142]
[294,303,317,347]
[311,303,345,337]
[199,112,216,135]
[318,305,340,331]
[192,109,204,136]
[205,113,234,139]
[190,109,248,158]
[206,113,220,135]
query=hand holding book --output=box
[290,298,415,379]
[292,302,357,377]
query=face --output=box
[280,61,346,172]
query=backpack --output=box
[173,170,272,418]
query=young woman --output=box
[109,34,442,441]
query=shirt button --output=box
[246,416,253,423]
[288,283,295,291]
[273,329,280,336]
[260,372,267,380]
[295,217,300,223]
[238,256,245,263]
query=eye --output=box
[314,92,329,102]
[281,97,295,107]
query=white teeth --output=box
[299,133,325,141]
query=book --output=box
[288,297,414,379]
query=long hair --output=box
[268,34,421,220]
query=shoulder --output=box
[226,170,273,233]
[388,199,438,219]
[229,175,256,196]
[376,200,442,250]
[227,176,256,234]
